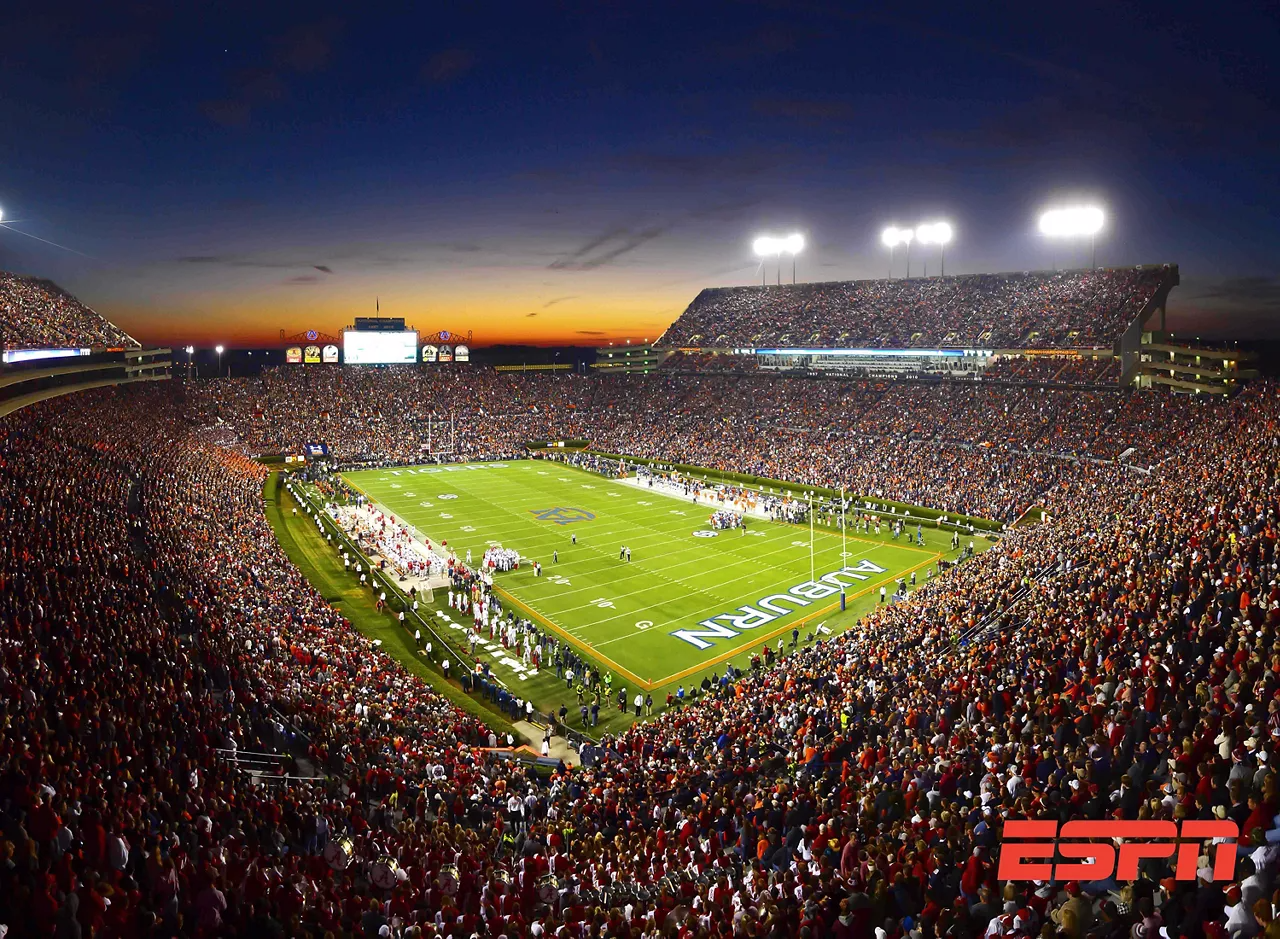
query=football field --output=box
[341,459,945,690]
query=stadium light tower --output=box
[881,227,903,278]
[754,233,804,285]
[898,226,914,278]
[753,235,776,286]
[915,222,953,277]
[782,233,804,284]
[215,344,225,378]
[1038,206,1105,270]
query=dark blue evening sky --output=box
[1,1,1277,344]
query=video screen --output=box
[342,329,419,364]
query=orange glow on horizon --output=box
[98,281,685,349]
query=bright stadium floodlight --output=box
[916,222,954,276]
[781,232,804,284]
[898,226,914,278]
[1038,206,1105,269]
[752,235,778,256]
[881,227,904,279]
[754,234,787,286]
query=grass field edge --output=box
[263,472,524,740]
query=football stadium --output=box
[1,6,1278,938]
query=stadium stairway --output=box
[513,720,581,767]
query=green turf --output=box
[263,473,521,740]
[340,460,951,690]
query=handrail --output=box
[214,748,288,758]
[958,561,1061,645]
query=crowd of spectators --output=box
[980,357,1119,386]
[659,353,760,374]
[659,352,1120,388]
[188,367,596,466]
[187,366,1212,523]
[3,372,1279,938]
[656,267,1171,351]
[0,272,139,350]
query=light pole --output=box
[915,222,953,277]
[216,344,225,378]
[753,235,775,286]
[185,345,195,381]
[781,233,804,284]
[755,233,805,285]
[1038,206,1105,270]
[900,227,913,279]
[881,227,903,278]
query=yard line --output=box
[539,535,881,605]
[344,461,951,676]
[389,469,754,612]
[544,540,882,621]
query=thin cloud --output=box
[542,295,578,307]
[1182,276,1280,307]
[177,255,334,273]
[549,225,673,271]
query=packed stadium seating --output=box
[188,367,1207,523]
[2,365,1278,936]
[0,272,139,349]
[656,267,1172,351]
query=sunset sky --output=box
[1,1,1278,347]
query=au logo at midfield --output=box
[530,507,596,526]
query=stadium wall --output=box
[0,348,172,417]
